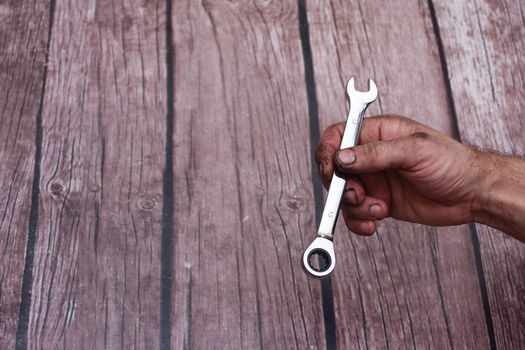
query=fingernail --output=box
[369,204,382,219]
[344,189,357,204]
[337,150,356,165]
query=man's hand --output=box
[316,115,484,235]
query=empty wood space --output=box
[1,0,524,349]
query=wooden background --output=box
[1,0,524,348]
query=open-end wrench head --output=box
[346,77,378,104]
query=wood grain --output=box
[0,0,50,347]
[170,0,326,348]
[307,0,490,348]
[23,0,167,348]
[433,0,525,347]
[2,0,524,347]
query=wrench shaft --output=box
[317,101,368,237]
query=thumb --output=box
[335,133,425,173]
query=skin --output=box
[315,115,525,240]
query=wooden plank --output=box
[307,0,490,348]
[170,1,326,348]
[433,0,525,347]
[24,0,166,348]
[0,0,50,347]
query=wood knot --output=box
[255,187,265,198]
[286,196,306,211]
[50,183,63,195]
[138,197,156,211]
[89,184,100,192]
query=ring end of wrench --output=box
[302,236,336,278]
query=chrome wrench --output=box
[303,77,378,277]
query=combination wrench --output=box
[303,77,378,277]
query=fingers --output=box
[342,177,366,205]
[342,196,389,221]
[341,196,389,236]
[343,217,376,236]
[315,123,345,188]
[316,143,336,188]
[358,115,433,144]
[318,117,433,181]
[335,133,428,174]
[317,117,431,184]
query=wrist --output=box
[471,149,501,222]
[471,150,525,240]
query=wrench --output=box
[303,77,378,277]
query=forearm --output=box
[472,150,525,241]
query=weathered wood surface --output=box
[434,0,525,348]
[307,1,490,348]
[1,0,525,348]
[19,0,167,348]
[170,1,325,348]
[0,1,50,348]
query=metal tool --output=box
[303,77,378,277]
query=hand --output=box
[315,115,483,235]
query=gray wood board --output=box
[170,1,326,348]
[0,0,50,347]
[23,0,166,347]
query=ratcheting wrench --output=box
[303,77,378,277]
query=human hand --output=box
[315,115,483,235]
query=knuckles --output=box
[408,131,434,151]
[315,143,335,167]
[324,122,346,137]
[363,142,381,162]
[409,131,430,139]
